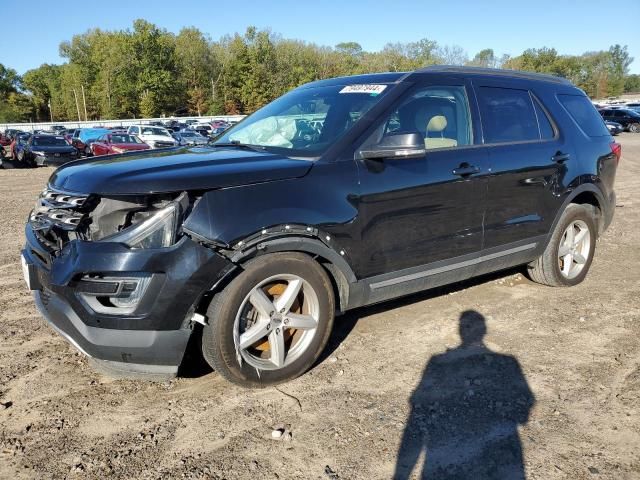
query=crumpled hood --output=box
[48,146,313,195]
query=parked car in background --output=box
[71,128,111,155]
[128,125,178,148]
[50,125,66,134]
[10,132,31,162]
[190,123,213,138]
[210,125,229,137]
[625,103,640,114]
[22,67,619,387]
[172,130,209,146]
[90,133,152,156]
[600,108,640,132]
[19,134,79,166]
[171,123,189,132]
[210,119,230,129]
[58,129,75,142]
[4,128,24,138]
[0,132,11,157]
[605,121,623,136]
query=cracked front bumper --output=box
[23,223,234,379]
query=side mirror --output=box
[360,132,426,160]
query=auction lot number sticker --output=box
[339,84,387,95]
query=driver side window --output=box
[381,85,473,150]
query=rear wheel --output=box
[527,204,597,287]
[202,252,335,387]
[629,123,640,133]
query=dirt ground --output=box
[0,135,638,480]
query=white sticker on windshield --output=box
[339,84,387,95]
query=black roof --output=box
[302,66,573,90]
[417,65,572,85]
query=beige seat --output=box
[424,115,457,149]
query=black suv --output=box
[19,134,80,166]
[600,108,640,132]
[22,66,619,387]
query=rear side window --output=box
[558,94,610,137]
[477,87,539,143]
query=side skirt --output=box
[347,236,546,309]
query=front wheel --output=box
[527,204,597,287]
[629,123,640,133]
[202,252,335,387]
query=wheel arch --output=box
[192,233,360,316]
[548,183,606,241]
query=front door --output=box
[353,81,488,280]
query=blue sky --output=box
[2,0,638,74]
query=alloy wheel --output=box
[233,274,320,371]
[558,220,591,279]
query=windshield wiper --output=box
[211,140,266,152]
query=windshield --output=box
[33,136,68,146]
[141,127,170,137]
[215,83,391,156]
[180,132,200,137]
[111,134,142,144]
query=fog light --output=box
[77,274,151,315]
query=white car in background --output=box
[127,125,178,149]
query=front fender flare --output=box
[225,234,358,312]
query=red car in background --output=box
[90,133,151,156]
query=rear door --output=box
[474,81,573,257]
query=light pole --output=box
[72,89,82,122]
[81,85,88,121]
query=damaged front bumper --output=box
[23,222,234,379]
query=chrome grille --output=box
[30,188,89,233]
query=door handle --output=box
[552,152,571,163]
[452,164,480,177]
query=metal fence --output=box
[0,115,246,132]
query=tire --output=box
[202,252,335,387]
[84,146,92,156]
[527,204,597,287]
[629,123,640,133]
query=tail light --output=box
[610,142,621,164]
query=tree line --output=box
[0,20,637,123]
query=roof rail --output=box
[416,65,572,85]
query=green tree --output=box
[130,19,179,116]
[625,74,640,93]
[607,44,633,96]
[176,27,217,115]
[0,63,33,122]
[468,49,497,68]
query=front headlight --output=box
[32,150,45,156]
[101,202,179,249]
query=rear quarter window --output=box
[558,94,610,137]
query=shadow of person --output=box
[394,310,535,479]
